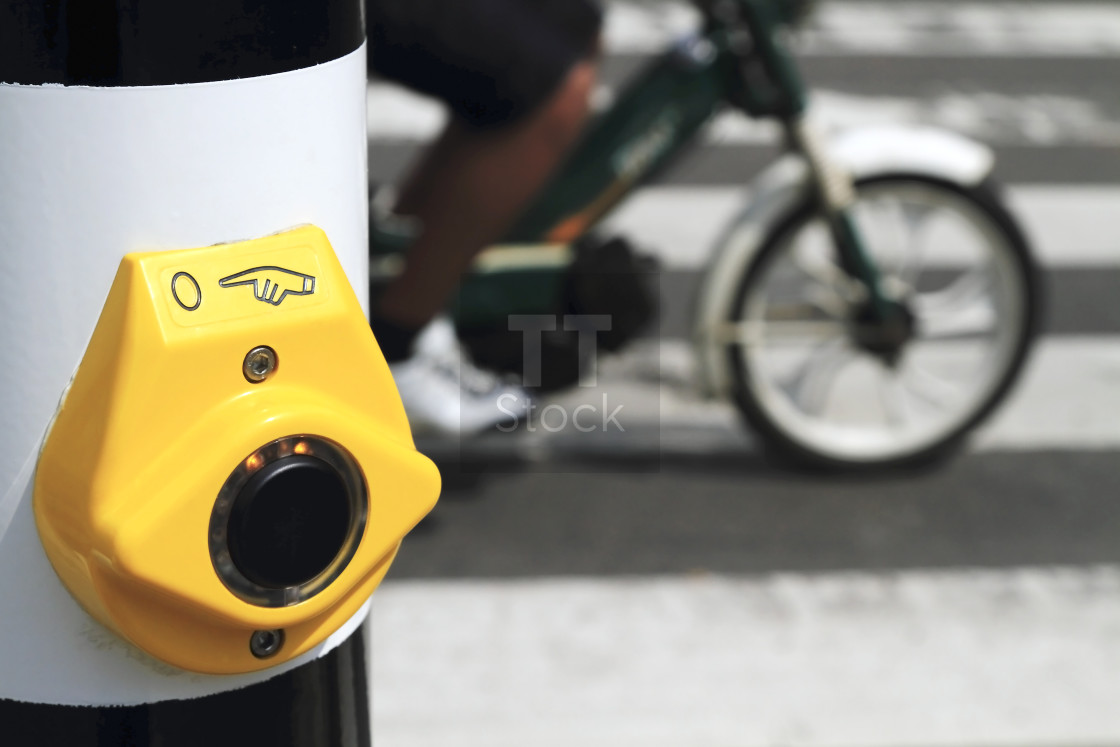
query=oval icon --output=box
[171,271,202,311]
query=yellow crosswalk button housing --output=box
[34,226,440,674]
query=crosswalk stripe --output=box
[367,85,1120,149]
[602,185,1120,269]
[372,566,1120,747]
[603,1,1120,57]
[971,336,1120,450]
[516,336,1120,453]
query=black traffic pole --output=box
[0,2,430,744]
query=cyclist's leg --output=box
[376,60,598,332]
[367,0,603,358]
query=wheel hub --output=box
[850,298,916,364]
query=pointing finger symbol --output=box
[218,266,317,306]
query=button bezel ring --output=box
[209,435,368,608]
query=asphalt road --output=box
[388,451,1119,579]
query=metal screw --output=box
[243,346,278,383]
[250,629,284,659]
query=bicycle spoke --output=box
[890,200,934,288]
[919,299,998,340]
[713,316,847,345]
[766,301,840,322]
[802,283,851,319]
[788,234,863,305]
[879,372,914,429]
[918,264,992,311]
[900,361,964,410]
[854,198,931,289]
[779,339,854,416]
[917,270,999,340]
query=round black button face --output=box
[227,455,353,589]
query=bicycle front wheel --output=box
[727,174,1041,470]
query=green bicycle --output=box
[372,0,1041,471]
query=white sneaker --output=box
[388,317,531,435]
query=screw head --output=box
[250,628,284,659]
[243,346,278,383]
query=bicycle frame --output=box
[374,0,894,328]
[503,34,733,243]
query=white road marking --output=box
[517,336,1120,453]
[801,2,1120,57]
[602,185,1120,269]
[710,91,1120,147]
[971,336,1120,450]
[372,566,1120,747]
[369,85,1120,147]
[366,84,447,141]
[604,1,1120,57]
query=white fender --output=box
[693,125,995,398]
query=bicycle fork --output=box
[725,0,900,333]
[785,116,896,323]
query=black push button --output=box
[227,455,353,589]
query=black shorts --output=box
[367,0,603,130]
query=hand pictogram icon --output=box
[218,266,316,306]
